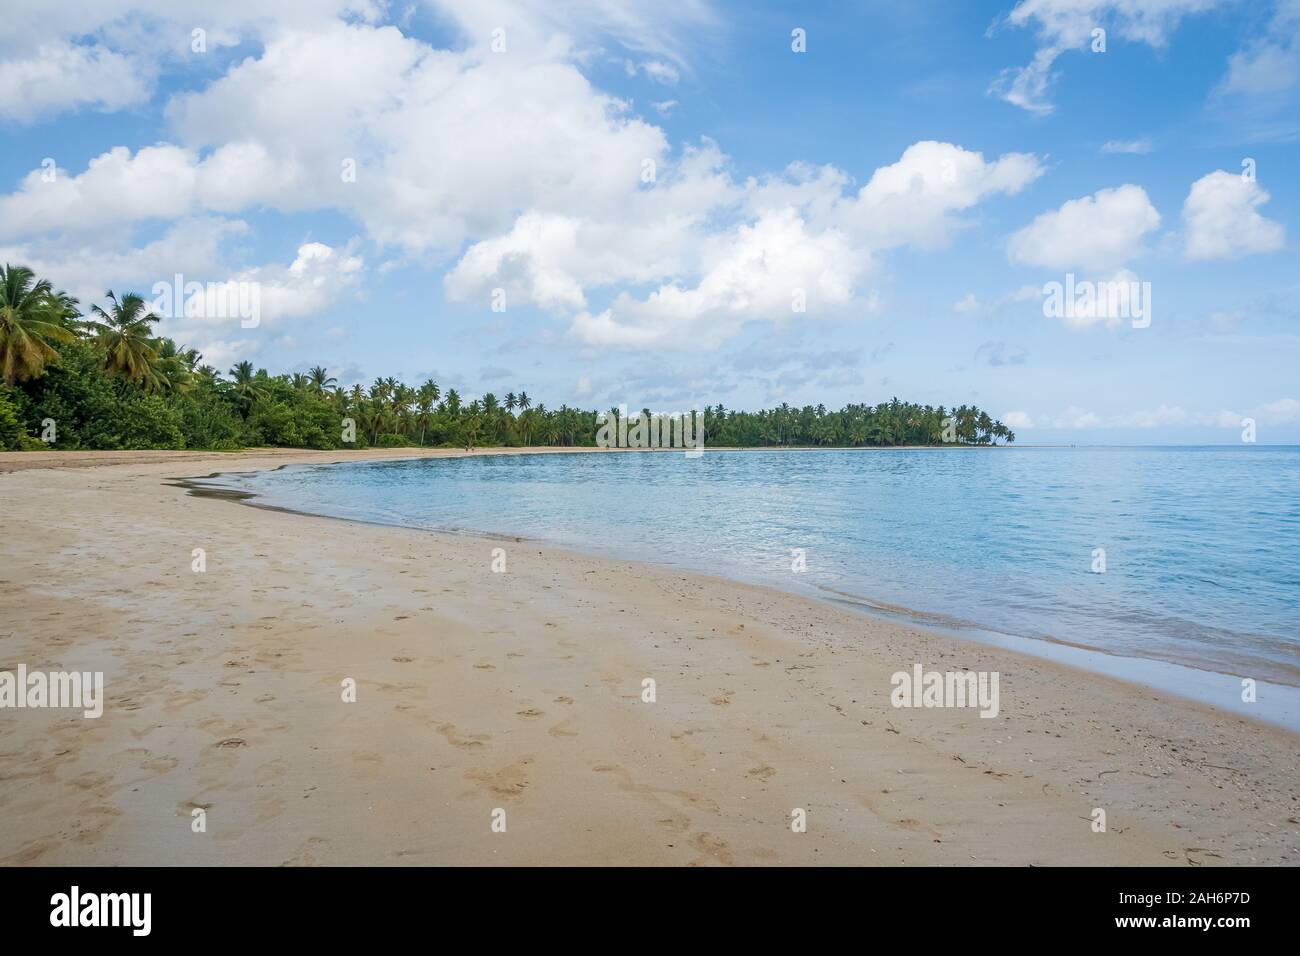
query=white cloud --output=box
[1182,170,1285,261]
[154,241,364,364]
[444,140,736,311]
[1016,399,1300,430]
[165,22,673,256]
[1008,185,1160,271]
[1219,0,1300,95]
[192,338,258,370]
[953,293,980,313]
[0,218,249,306]
[0,8,1050,358]
[990,0,1222,114]
[228,241,364,323]
[1003,410,1035,429]
[427,0,716,67]
[0,1,386,122]
[1217,397,1300,427]
[570,208,867,349]
[629,59,680,84]
[839,141,1043,250]
[0,42,152,122]
[1100,138,1153,154]
[558,142,1041,349]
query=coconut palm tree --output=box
[415,380,439,445]
[307,366,336,395]
[0,264,78,385]
[393,383,416,437]
[228,360,269,416]
[87,291,162,386]
[152,338,196,393]
[462,414,483,451]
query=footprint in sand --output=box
[746,765,777,781]
[466,757,533,799]
[2,840,59,865]
[688,832,735,866]
[516,708,545,719]
[436,723,490,749]
[710,691,734,706]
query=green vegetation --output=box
[0,264,1014,451]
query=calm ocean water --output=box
[205,447,1300,689]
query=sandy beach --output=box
[1,447,1296,866]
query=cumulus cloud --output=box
[0,1,386,122]
[165,22,673,257]
[1008,185,1160,271]
[0,42,153,122]
[1,7,1046,356]
[229,241,364,323]
[0,143,308,241]
[559,142,1040,349]
[152,241,364,363]
[1182,170,1285,261]
[570,208,867,349]
[840,141,1043,250]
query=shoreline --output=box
[1,448,1297,865]
[0,442,1106,476]
[184,453,1300,733]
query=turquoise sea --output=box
[199,447,1300,722]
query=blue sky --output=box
[1,0,1297,442]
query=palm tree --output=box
[228,360,269,416]
[307,366,336,395]
[0,264,78,385]
[393,383,416,437]
[462,414,483,451]
[152,338,195,393]
[415,380,439,445]
[517,391,530,412]
[87,291,162,386]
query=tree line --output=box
[0,264,1014,451]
